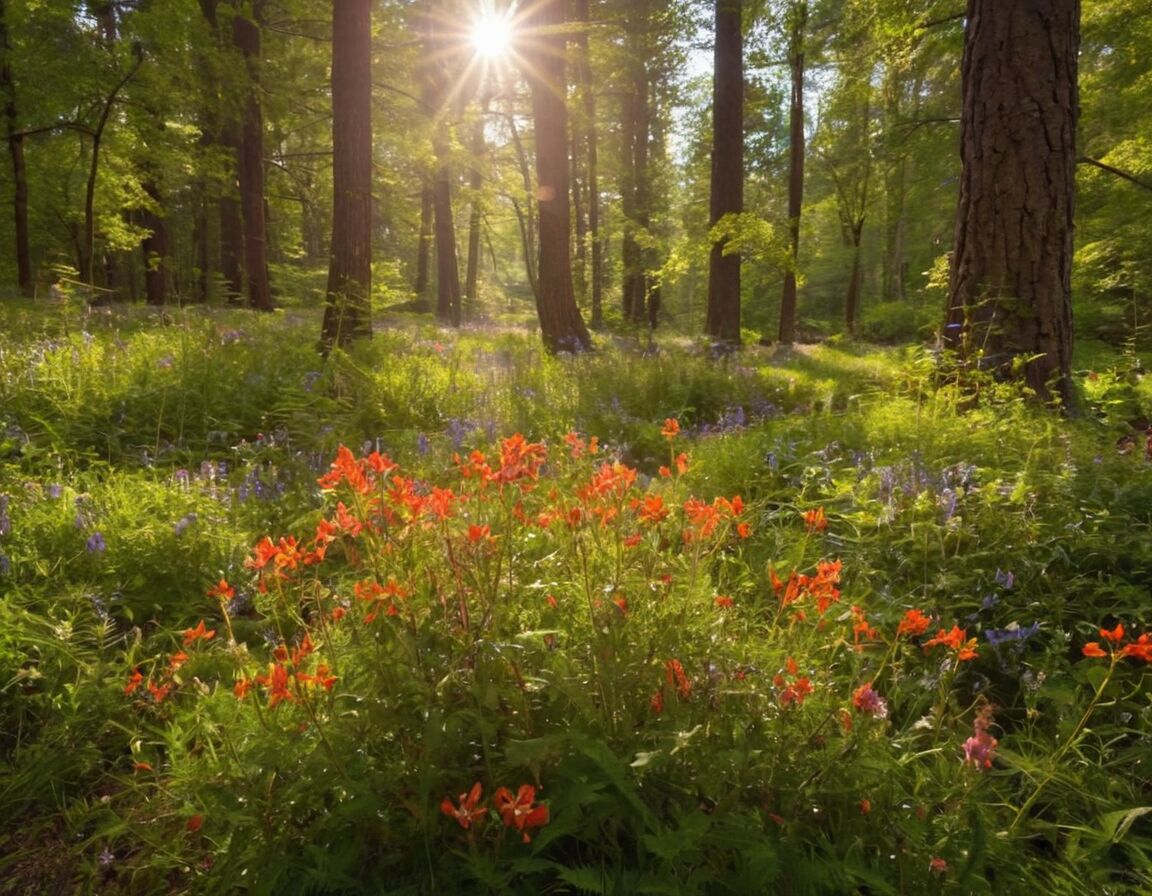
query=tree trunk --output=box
[140,181,170,306]
[465,112,485,302]
[621,69,652,324]
[233,3,272,311]
[778,0,807,345]
[320,0,374,350]
[945,0,1079,405]
[705,0,743,345]
[573,0,603,328]
[0,0,31,295]
[414,185,433,299]
[844,221,863,336]
[433,163,462,325]
[520,0,592,353]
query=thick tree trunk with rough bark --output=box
[233,4,272,311]
[320,0,374,349]
[0,0,31,295]
[945,0,1079,405]
[521,0,592,353]
[705,0,743,345]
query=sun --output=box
[470,6,515,60]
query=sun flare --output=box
[470,7,514,60]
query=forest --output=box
[1,1,1151,893]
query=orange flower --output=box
[182,619,216,646]
[665,658,692,699]
[493,784,550,843]
[185,814,204,833]
[1121,633,1152,662]
[441,781,487,830]
[803,506,827,533]
[1081,642,1107,657]
[1100,623,1125,643]
[924,625,978,660]
[631,494,665,524]
[467,523,492,544]
[897,608,932,637]
[660,418,680,440]
[124,668,144,696]
[206,579,234,601]
[714,595,734,609]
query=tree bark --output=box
[140,180,170,306]
[0,0,31,295]
[520,0,592,352]
[945,0,1079,405]
[778,0,807,345]
[573,0,603,328]
[320,0,374,350]
[414,185,433,299]
[233,3,272,311]
[705,0,743,345]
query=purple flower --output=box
[994,568,1015,589]
[86,532,107,553]
[173,513,197,536]
[0,494,9,536]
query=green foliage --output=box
[1,307,1151,893]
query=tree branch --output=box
[1078,156,1152,193]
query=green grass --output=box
[0,300,1150,895]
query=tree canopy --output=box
[0,0,1146,377]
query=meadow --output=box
[1,296,1150,894]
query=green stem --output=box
[1007,654,1117,836]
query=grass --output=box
[0,298,1150,894]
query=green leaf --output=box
[1099,806,1152,843]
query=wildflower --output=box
[1100,623,1125,643]
[649,690,665,714]
[182,619,216,646]
[124,668,144,696]
[714,594,734,609]
[186,814,203,833]
[928,857,948,875]
[467,523,492,544]
[859,799,872,815]
[924,625,979,661]
[665,659,692,699]
[897,608,932,637]
[86,531,106,553]
[1081,642,1107,658]
[660,418,680,440]
[778,676,813,708]
[634,494,669,524]
[851,606,880,648]
[851,683,888,719]
[207,579,235,601]
[493,784,549,843]
[256,662,294,708]
[1122,633,1152,662]
[233,678,251,700]
[441,782,487,830]
[963,701,998,770]
[803,506,827,533]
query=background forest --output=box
[0,0,1148,349]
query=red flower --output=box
[803,506,827,533]
[1100,623,1125,643]
[1121,633,1152,662]
[1081,642,1107,658]
[897,608,932,637]
[182,619,216,646]
[665,658,692,699]
[714,595,734,609]
[124,668,144,696]
[186,814,203,833]
[441,782,486,830]
[493,784,550,843]
[924,625,978,661]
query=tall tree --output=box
[777,0,807,344]
[944,0,1079,405]
[571,0,603,328]
[232,1,273,311]
[420,1,462,327]
[0,0,31,295]
[519,0,592,352]
[705,0,743,344]
[320,0,374,350]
